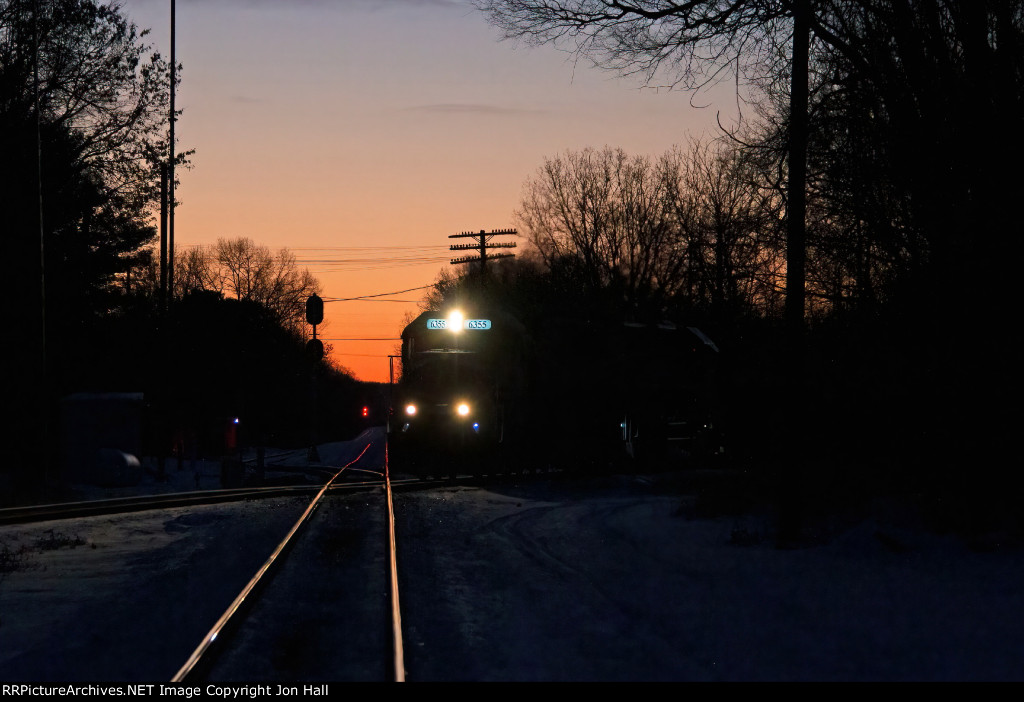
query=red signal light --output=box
[362,406,369,417]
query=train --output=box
[387,305,724,476]
[387,307,528,476]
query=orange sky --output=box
[124,0,736,382]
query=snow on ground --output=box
[42,428,387,506]
[393,479,1024,681]
[1,428,1023,681]
[0,430,385,681]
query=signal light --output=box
[305,294,324,325]
[362,406,369,417]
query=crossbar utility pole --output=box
[449,229,517,277]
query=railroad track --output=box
[1,441,571,681]
[145,441,400,682]
[164,445,565,681]
[0,481,395,526]
[0,470,448,527]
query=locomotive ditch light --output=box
[405,403,417,416]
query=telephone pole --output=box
[159,163,168,310]
[449,229,517,276]
[168,0,177,301]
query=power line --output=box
[308,260,450,272]
[324,285,433,302]
[332,352,397,358]
[181,245,449,251]
[174,245,451,272]
[290,246,449,252]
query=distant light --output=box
[405,404,417,416]
[472,422,480,432]
[232,417,240,425]
[362,406,369,417]
[456,402,470,416]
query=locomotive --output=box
[387,303,724,476]
[387,307,528,476]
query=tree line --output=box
[513,141,781,322]
[474,1,1023,327]
[430,0,1024,534]
[1,1,355,502]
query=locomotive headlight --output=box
[456,402,471,417]
[404,403,417,416]
[448,310,464,333]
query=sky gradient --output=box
[121,0,736,382]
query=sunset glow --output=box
[122,0,731,382]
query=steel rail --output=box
[385,441,406,682]
[171,443,374,682]
[0,479,391,526]
[0,486,317,526]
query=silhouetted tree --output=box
[1,0,184,338]
[475,1,793,88]
[173,238,321,336]
[512,142,779,324]
[151,291,358,453]
[475,0,809,323]
[516,146,688,317]
[1,0,183,207]
[173,246,217,296]
[476,1,1024,535]
[1,0,186,496]
[667,138,780,319]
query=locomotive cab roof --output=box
[401,309,526,355]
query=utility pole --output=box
[159,163,168,310]
[33,0,50,488]
[449,229,517,276]
[168,0,177,301]
[156,1,178,484]
[778,0,810,548]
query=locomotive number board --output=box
[426,318,492,330]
